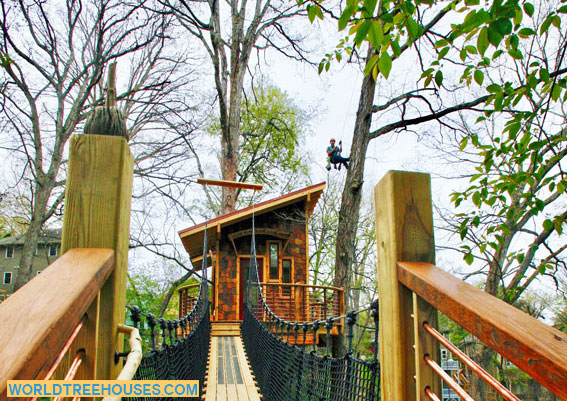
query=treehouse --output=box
[177,182,344,338]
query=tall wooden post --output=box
[61,134,133,380]
[374,171,440,401]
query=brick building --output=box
[178,183,325,322]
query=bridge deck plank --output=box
[204,334,261,401]
[204,337,217,401]
[233,336,261,401]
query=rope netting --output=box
[242,206,381,401]
[125,226,210,399]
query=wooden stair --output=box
[211,322,241,336]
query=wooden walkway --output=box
[204,334,262,401]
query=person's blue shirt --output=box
[327,145,338,157]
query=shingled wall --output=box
[215,202,308,321]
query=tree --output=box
[553,305,567,333]
[309,174,343,287]
[207,84,309,211]
[304,0,567,307]
[0,191,30,237]
[554,272,567,333]
[0,0,187,290]
[126,258,201,319]
[161,0,313,213]
[333,9,448,301]
[443,117,567,302]
[309,173,376,310]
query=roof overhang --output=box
[178,182,326,267]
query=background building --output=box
[0,229,61,297]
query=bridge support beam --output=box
[61,134,133,381]
[374,171,441,401]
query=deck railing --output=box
[260,282,344,322]
[375,171,567,401]
[0,248,115,398]
[178,283,200,317]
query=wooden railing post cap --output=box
[380,170,431,179]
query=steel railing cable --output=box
[242,193,381,401]
[125,223,210,400]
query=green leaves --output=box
[540,14,561,35]
[477,27,489,56]
[209,85,308,189]
[0,53,13,68]
[435,70,443,87]
[474,70,484,85]
[364,54,378,76]
[354,20,372,47]
[362,0,378,16]
[518,27,535,38]
[491,19,513,37]
[367,21,384,48]
[338,6,356,31]
[378,52,392,79]
[523,2,534,17]
[306,4,323,23]
[303,0,567,303]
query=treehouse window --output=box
[281,259,292,297]
[268,242,279,280]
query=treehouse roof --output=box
[178,182,326,266]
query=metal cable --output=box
[423,322,520,401]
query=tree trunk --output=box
[468,344,495,400]
[334,47,377,305]
[221,135,239,213]
[219,14,249,214]
[158,271,193,318]
[13,183,52,291]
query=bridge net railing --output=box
[125,230,210,399]
[242,233,380,401]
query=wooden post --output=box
[61,134,133,380]
[298,285,305,322]
[323,288,327,319]
[374,171,440,401]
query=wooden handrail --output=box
[0,248,115,398]
[260,282,345,323]
[177,283,201,292]
[259,282,344,293]
[398,261,567,400]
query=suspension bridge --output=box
[0,134,566,401]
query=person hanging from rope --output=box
[326,138,350,171]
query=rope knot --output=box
[346,311,357,327]
[130,306,142,328]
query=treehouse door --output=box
[239,256,264,320]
